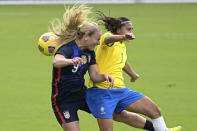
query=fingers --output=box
[71,57,84,65]
[109,76,114,89]
[125,33,135,40]
[131,74,140,82]
[131,33,135,39]
[104,74,114,89]
[131,78,136,82]
[131,77,137,82]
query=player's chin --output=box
[88,47,95,51]
[89,45,96,51]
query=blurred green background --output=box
[0,3,197,131]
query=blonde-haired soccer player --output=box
[51,4,114,131]
[86,12,182,131]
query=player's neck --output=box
[75,39,88,50]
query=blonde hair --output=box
[51,4,98,45]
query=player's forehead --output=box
[123,22,132,28]
[92,28,102,38]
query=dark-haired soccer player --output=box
[86,12,182,131]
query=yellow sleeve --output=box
[100,32,114,47]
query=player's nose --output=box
[131,32,135,39]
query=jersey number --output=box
[72,64,79,72]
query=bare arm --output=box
[105,33,135,44]
[88,64,114,88]
[53,54,83,68]
[123,61,139,82]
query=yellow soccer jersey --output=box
[89,32,127,89]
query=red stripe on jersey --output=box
[53,68,66,124]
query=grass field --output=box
[0,3,197,131]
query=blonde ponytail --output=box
[50,4,97,45]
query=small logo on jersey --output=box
[81,55,87,64]
[100,106,106,115]
[88,55,91,63]
[63,111,70,119]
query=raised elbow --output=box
[52,59,60,68]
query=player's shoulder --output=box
[55,41,75,56]
[60,40,75,48]
[58,41,75,51]
[100,32,113,47]
[102,32,112,38]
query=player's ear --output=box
[116,28,121,34]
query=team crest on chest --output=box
[81,55,87,64]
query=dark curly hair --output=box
[96,11,131,34]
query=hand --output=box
[130,73,139,82]
[71,57,84,66]
[104,74,114,89]
[125,33,135,40]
